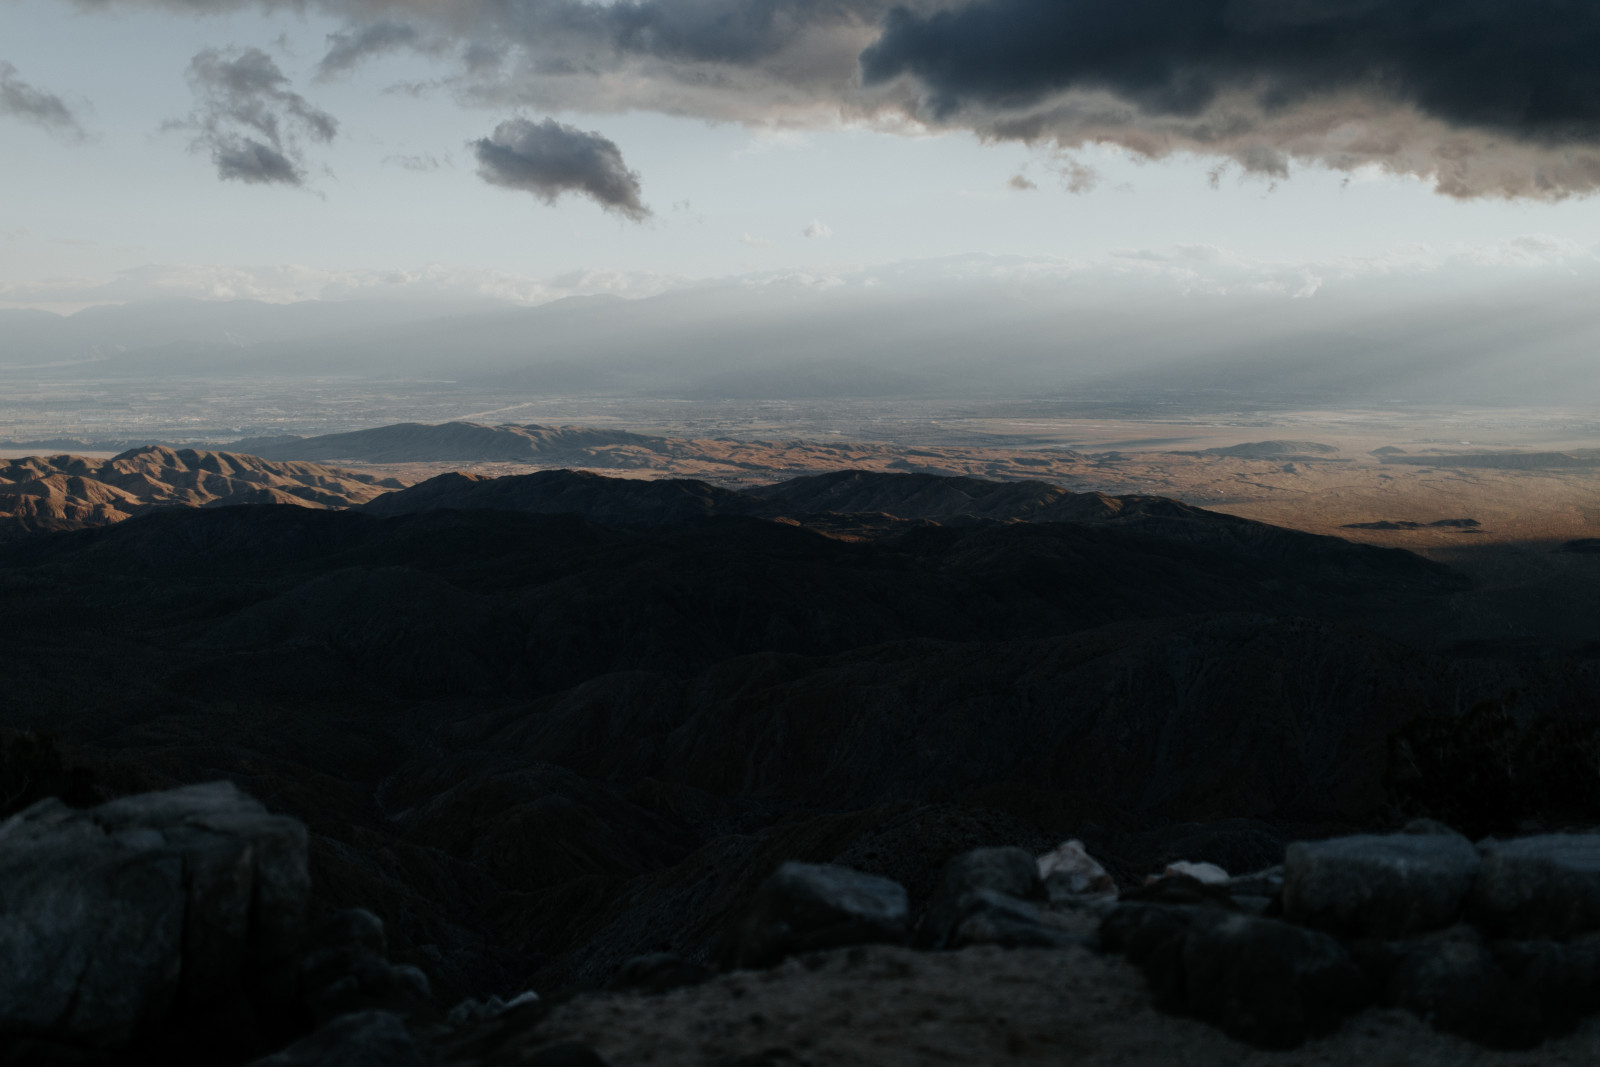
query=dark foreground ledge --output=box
[8,784,1600,1066]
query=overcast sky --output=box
[5,0,1600,313]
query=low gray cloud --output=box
[0,61,86,137]
[170,47,338,186]
[472,117,650,221]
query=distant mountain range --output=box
[0,446,398,538]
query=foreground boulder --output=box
[944,889,1082,950]
[1355,926,1542,1049]
[919,847,1044,948]
[725,862,909,969]
[1282,831,1479,938]
[1473,833,1600,938]
[1103,904,1369,1048]
[0,781,309,1056]
[298,909,433,1026]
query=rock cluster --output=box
[0,783,436,1066]
[12,783,1600,1063]
[1103,824,1600,1049]
[0,782,309,1062]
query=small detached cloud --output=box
[0,61,86,138]
[169,47,338,187]
[1007,174,1036,191]
[740,232,772,248]
[383,151,447,171]
[472,117,650,222]
[1051,157,1099,195]
[802,218,833,238]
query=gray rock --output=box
[1372,927,1541,1049]
[1473,833,1600,938]
[1036,840,1116,902]
[1102,905,1369,1047]
[727,862,909,969]
[245,1010,423,1067]
[1493,934,1600,1034]
[296,907,433,1025]
[0,781,309,1050]
[1099,904,1199,1012]
[947,889,1081,949]
[1224,865,1284,898]
[918,847,1043,948]
[446,990,540,1026]
[1182,911,1370,1049]
[1282,832,1479,938]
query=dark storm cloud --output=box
[0,61,85,137]
[172,47,339,186]
[67,0,1600,198]
[472,117,651,220]
[596,0,879,64]
[860,0,1600,143]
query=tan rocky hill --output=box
[0,446,402,537]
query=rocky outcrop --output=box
[1282,829,1481,937]
[18,782,1600,1063]
[1104,827,1600,1050]
[0,782,309,1058]
[1105,905,1369,1048]
[1473,834,1600,938]
[723,862,910,970]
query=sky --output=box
[4,0,1600,314]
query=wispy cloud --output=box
[0,61,86,138]
[802,218,832,239]
[167,47,338,187]
[383,151,447,172]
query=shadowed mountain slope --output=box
[0,446,400,538]
[3,468,1591,1008]
[362,468,767,525]
[368,468,1458,596]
